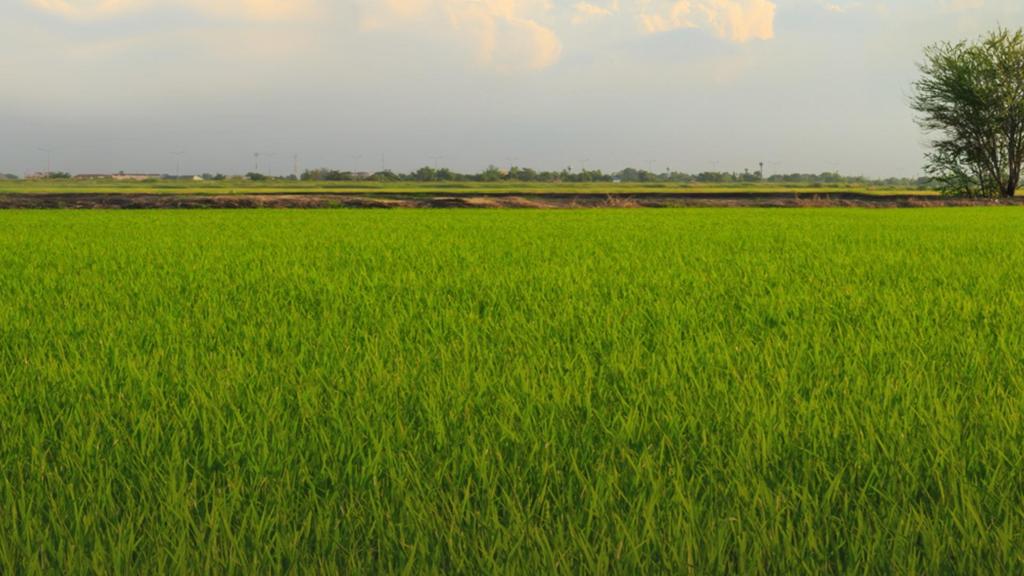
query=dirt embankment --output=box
[2,192,1023,209]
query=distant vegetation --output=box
[5,169,935,190]
[0,179,937,199]
[299,166,933,188]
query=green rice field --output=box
[1,208,1023,573]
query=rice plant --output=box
[1,208,1022,573]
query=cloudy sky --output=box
[1,0,1021,176]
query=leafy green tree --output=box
[413,166,438,181]
[913,28,1024,197]
[507,167,537,181]
[478,166,503,182]
[371,170,400,182]
[302,169,353,181]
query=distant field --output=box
[2,209,1022,573]
[0,179,934,196]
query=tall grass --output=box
[0,209,1022,573]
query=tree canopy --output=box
[913,28,1024,197]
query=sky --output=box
[1,0,1022,177]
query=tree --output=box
[302,169,352,181]
[413,166,438,181]
[371,170,400,182]
[477,166,503,182]
[912,28,1024,197]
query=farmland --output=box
[1,208,1023,573]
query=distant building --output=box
[160,175,199,181]
[71,172,160,181]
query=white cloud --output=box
[27,0,776,73]
[573,1,619,24]
[29,0,147,19]
[940,0,984,12]
[28,0,315,20]
[367,0,775,70]
[638,0,776,42]
[189,0,316,20]
[368,0,563,71]
[449,1,562,70]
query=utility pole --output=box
[293,155,299,180]
[38,147,53,174]
[265,153,277,177]
[171,150,185,180]
[253,152,260,174]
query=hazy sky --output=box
[2,0,1022,177]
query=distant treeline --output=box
[300,167,934,188]
[7,168,933,188]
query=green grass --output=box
[1,208,1022,573]
[0,179,934,196]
